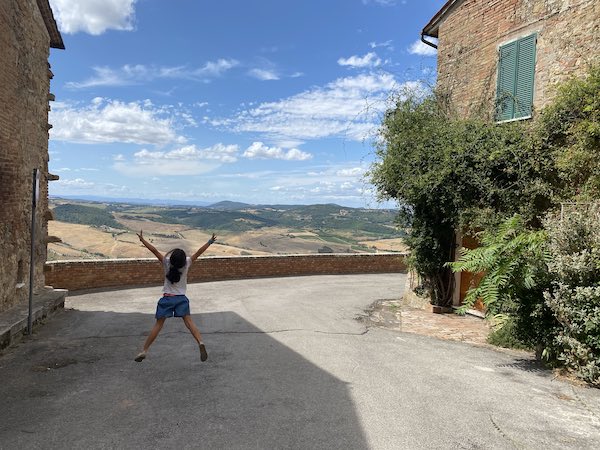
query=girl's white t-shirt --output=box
[163,256,192,295]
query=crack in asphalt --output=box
[571,386,600,424]
[489,414,527,450]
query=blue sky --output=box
[48,0,443,207]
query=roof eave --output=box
[36,0,65,50]
[422,0,465,38]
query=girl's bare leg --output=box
[135,318,166,361]
[182,315,203,344]
[182,315,208,361]
[143,317,166,351]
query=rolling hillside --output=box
[47,198,407,260]
[53,203,124,229]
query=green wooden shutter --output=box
[514,34,536,119]
[496,41,517,121]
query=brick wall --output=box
[0,0,56,311]
[436,0,599,118]
[44,254,408,292]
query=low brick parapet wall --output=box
[44,253,408,292]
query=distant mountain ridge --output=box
[51,195,212,207]
[51,195,392,211]
[50,197,402,237]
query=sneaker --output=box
[199,343,208,362]
[134,351,147,362]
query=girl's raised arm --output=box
[137,230,164,263]
[191,233,217,261]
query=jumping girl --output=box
[134,230,217,363]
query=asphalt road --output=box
[1,274,599,449]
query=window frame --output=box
[495,33,538,123]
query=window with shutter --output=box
[496,34,537,121]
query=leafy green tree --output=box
[370,93,553,304]
[535,65,600,200]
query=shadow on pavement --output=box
[496,358,548,375]
[0,309,368,449]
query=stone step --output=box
[0,289,68,351]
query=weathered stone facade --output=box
[425,0,599,119]
[0,0,63,312]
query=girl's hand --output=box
[136,230,144,242]
[211,233,217,242]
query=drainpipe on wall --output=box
[421,33,438,50]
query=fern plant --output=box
[448,215,550,317]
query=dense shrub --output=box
[543,206,600,385]
[486,316,531,350]
[535,65,600,200]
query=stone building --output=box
[0,0,64,313]
[421,0,599,306]
[422,0,599,121]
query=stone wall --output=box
[44,254,408,292]
[436,0,599,118]
[0,0,56,311]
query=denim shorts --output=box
[155,295,191,319]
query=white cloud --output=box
[336,167,366,177]
[66,60,239,89]
[136,144,238,163]
[187,161,382,206]
[195,59,239,78]
[55,178,95,188]
[408,40,438,56]
[362,0,398,6]
[337,52,382,68]
[272,139,306,149]
[50,178,131,197]
[236,163,368,196]
[243,142,312,161]
[53,167,99,172]
[369,40,394,50]
[49,98,185,145]
[114,143,238,176]
[248,68,280,81]
[49,0,138,35]
[209,73,412,142]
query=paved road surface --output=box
[1,274,599,449]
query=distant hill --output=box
[153,208,277,232]
[145,203,401,236]
[208,201,252,210]
[53,204,123,229]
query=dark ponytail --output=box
[166,248,186,283]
